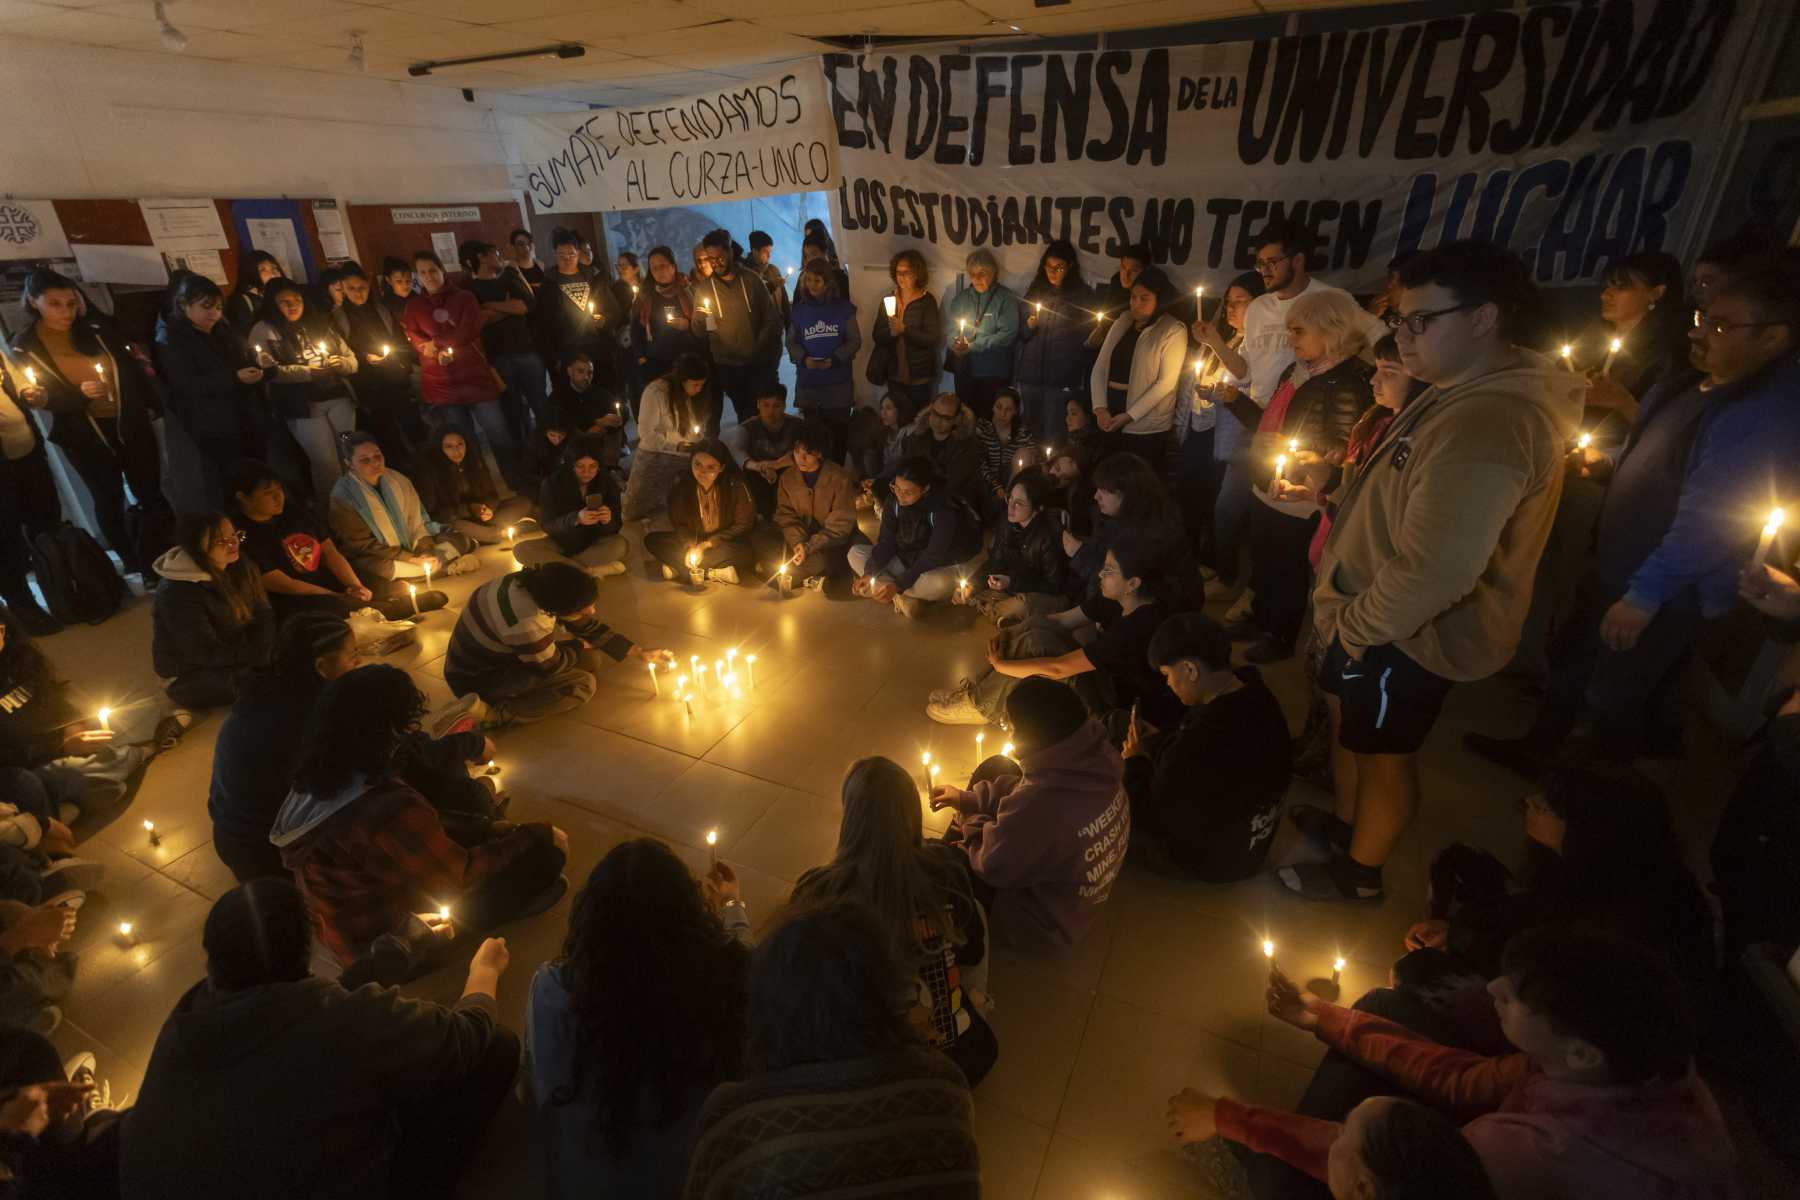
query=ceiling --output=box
[5,0,1401,107]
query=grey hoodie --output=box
[269,772,370,849]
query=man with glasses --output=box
[900,390,983,509]
[1282,241,1583,903]
[1469,259,1800,775]
[692,229,778,427]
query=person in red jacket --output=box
[402,251,523,490]
[1167,928,1738,1200]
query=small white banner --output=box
[391,206,483,224]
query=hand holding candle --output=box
[883,295,897,318]
[1756,507,1786,564]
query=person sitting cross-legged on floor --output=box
[443,563,673,728]
[848,456,983,620]
[516,433,627,577]
[931,677,1127,951]
[270,664,569,984]
[1168,928,1738,1200]
[751,418,865,594]
[121,878,522,1200]
[1122,612,1293,882]
[150,510,276,710]
[643,438,758,587]
[328,432,480,595]
[953,465,1071,626]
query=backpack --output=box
[125,501,177,576]
[29,525,125,626]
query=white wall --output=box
[0,36,584,203]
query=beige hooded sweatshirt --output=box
[1312,350,1584,682]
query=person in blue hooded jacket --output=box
[787,257,861,464]
[942,249,1022,422]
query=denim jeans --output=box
[491,351,549,441]
[432,401,524,491]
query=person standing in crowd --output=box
[870,249,942,413]
[12,269,163,579]
[932,677,1128,951]
[630,245,703,399]
[683,900,980,1199]
[755,419,863,591]
[270,664,569,976]
[334,263,421,475]
[459,239,545,443]
[535,227,622,387]
[943,249,1022,420]
[974,386,1035,520]
[0,366,62,634]
[1087,243,1151,341]
[622,354,712,523]
[787,256,861,461]
[739,383,801,518]
[413,426,531,546]
[745,231,792,385]
[403,250,523,492]
[248,278,358,502]
[1468,259,1800,773]
[526,839,750,1198]
[802,227,851,296]
[1234,289,1374,665]
[380,257,415,323]
[1183,271,1263,587]
[154,273,265,507]
[1016,239,1097,443]
[1123,613,1291,882]
[123,878,523,1200]
[956,466,1069,625]
[226,250,285,335]
[644,439,757,586]
[691,231,778,426]
[231,458,423,621]
[328,431,478,592]
[445,562,672,727]
[899,390,983,508]
[518,432,627,578]
[1090,267,1187,471]
[510,227,545,290]
[1284,242,1581,903]
[849,457,983,619]
[150,511,275,709]
[794,756,997,1088]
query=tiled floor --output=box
[34,527,1794,1198]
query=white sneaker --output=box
[927,685,989,725]
[40,857,104,893]
[591,560,627,578]
[661,564,676,580]
[709,565,740,585]
[429,693,491,739]
[893,594,924,620]
[443,555,481,577]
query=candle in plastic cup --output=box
[883,295,897,317]
[94,362,104,378]
[706,828,718,866]
[665,310,675,324]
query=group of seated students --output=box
[6,216,1797,1198]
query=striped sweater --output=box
[444,574,632,692]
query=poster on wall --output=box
[0,201,72,261]
[503,68,842,214]
[822,0,1757,291]
[138,198,229,255]
[312,200,351,261]
[246,218,306,282]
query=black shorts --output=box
[1318,637,1454,756]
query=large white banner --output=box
[822,0,1757,291]
[505,69,841,215]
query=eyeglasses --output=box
[1692,309,1791,335]
[1384,303,1478,335]
[1253,252,1293,271]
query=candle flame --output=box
[1576,432,1592,450]
[1262,938,1276,959]
[97,706,111,727]
[438,906,450,921]
[1559,343,1572,358]
[921,752,931,766]
[1001,741,1015,757]
[142,819,154,832]
[705,829,718,847]
[119,922,132,936]
[1766,508,1786,535]
[1333,956,1347,972]
[1609,337,1622,353]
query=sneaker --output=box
[430,693,491,739]
[929,677,976,706]
[57,803,80,825]
[443,555,480,577]
[154,710,194,751]
[893,594,924,620]
[1275,856,1383,903]
[927,687,990,725]
[801,575,826,591]
[1243,636,1292,664]
[1461,732,1549,779]
[709,565,740,585]
[591,560,627,578]
[1198,563,1219,583]
[40,857,105,893]
[660,564,676,580]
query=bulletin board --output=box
[345,201,527,275]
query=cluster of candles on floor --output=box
[650,649,756,717]
[116,818,166,945]
[404,557,437,614]
[917,732,1013,793]
[1262,936,1347,988]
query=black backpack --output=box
[29,525,125,625]
[125,501,176,577]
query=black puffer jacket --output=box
[537,464,622,556]
[1275,358,1371,458]
[986,511,1068,598]
[1014,280,1096,390]
[156,315,258,441]
[150,548,276,681]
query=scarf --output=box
[633,273,695,336]
[333,471,418,548]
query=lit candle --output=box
[407,582,418,614]
[23,367,36,386]
[1558,342,1574,370]
[315,342,327,357]
[727,648,737,670]
[117,921,136,946]
[685,548,701,571]
[648,662,660,696]
[975,731,984,758]
[786,266,794,277]
[1287,437,1299,455]
[252,344,262,358]
[665,310,675,324]
[422,558,434,590]
[379,343,391,360]
[958,317,968,337]
[676,674,688,692]
[1274,454,1287,482]
[631,284,639,297]
[1262,937,1276,968]
[689,655,700,676]
[745,654,755,689]
[438,905,451,922]
[883,295,897,318]
[1333,955,1346,986]
[713,659,724,692]
[692,424,700,437]
[1602,336,1622,375]
[1576,431,1592,452]
[97,706,111,731]
[443,347,454,361]
[1094,310,1104,324]
[1033,301,1042,315]
[504,525,515,548]
[682,691,694,718]
[706,827,718,867]
[588,302,596,316]
[94,362,105,379]
[920,751,932,791]
[143,819,159,846]
[1001,741,1014,758]
[1756,507,1786,563]
[700,298,711,314]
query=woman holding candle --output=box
[1088,267,1188,472]
[792,755,998,1087]
[973,386,1036,521]
[413,426,532,546]
[248,278,359,502]
[645,439,757,586]
[333,263,421,473]
[868,249,941,413]
[527,839,750,1197]
[150,512,276,709]
[11,270,163,580]
[787,256,862,462]
[1188,270,1266,589]
[225,250,285,336]
[517,433,627,577]
[328,431,479,590]
[628,245,704,400]
[942,248,1022,421]
[958,466,1070,625]
[622,354,715,522]
[1016,240,1097,443]
[403,250,524,492]
[155,273,266,506]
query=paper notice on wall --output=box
[0,201,72,261]
[138,198,229,254]
[71,244,169,286]
[246,218,306,282]
[165,248,228,285]
[311,200,350,261]
[431,230,459,268]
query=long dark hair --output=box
[21,270,103,356]
[0,606,53,694]
[1092,451,1177,528]
[553,840,748,1158]
[745,899,918,1074]
[233,250,283,299]
[291,664,424,795]
[687,437,741,483]
[1031,239,1086,293]
[257,278,333,358]
[174,511,266,627]
[1216,269,1265,338]
[792,756,969,964]
[413,421,496,513]
[1602,251,1688,346]
[659,353,711,435]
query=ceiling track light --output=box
[407,42,583,78]
[154,1,186,52]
